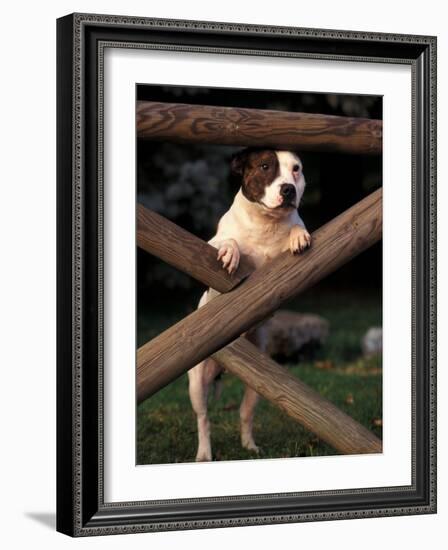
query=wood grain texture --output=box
[137,204,253,293]
[136,101,382,155]
[137,188,382,403]
[214,337,382,454]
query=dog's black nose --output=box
[280,184,296,201]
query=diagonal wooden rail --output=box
[137,204,254,293]
[137,101,382,155]
[137,188,382,403]
[214,338,382,454]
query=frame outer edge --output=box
[428,35,437,513]
[59,12,437,536]
[56,13,76,537]
[72,11,436,44]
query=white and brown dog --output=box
[188,148,311,461]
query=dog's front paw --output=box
[217,239,240,275]
[289,225,311,254]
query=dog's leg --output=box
[240,385,260,453]
[188,361,212,462]
[239,327,266,453]
[188,357,222,462]
[187,290,221,462]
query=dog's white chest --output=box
[238,227,289,267]
[209,189,304,270]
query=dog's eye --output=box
[260,163,269,171]
[293,164,301,173]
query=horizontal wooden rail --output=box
[137,204,253,293]
[214,338,382,454]
[136,100,382,155]
[137,188,382,403]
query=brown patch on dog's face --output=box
[231,149,280,203]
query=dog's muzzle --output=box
[280,183,296,206]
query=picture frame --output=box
[56,12,437,536]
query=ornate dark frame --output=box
[56,13,437,537]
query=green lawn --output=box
[137,288,382,464]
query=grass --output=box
[136,288,382,464]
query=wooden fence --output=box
[137,101,382,155]
[136,100,383,455]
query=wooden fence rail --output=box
[137,187,382,403]
[215,338,382,454]
[137,204,253,293]
[136,101,382,155]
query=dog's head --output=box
[230,148,306,212]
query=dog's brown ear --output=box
[230,149,249,177]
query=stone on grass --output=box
[361,327,382,357]
[264,310,329,362]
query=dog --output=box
[188,148,311,462]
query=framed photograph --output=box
[56,13,437,536]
